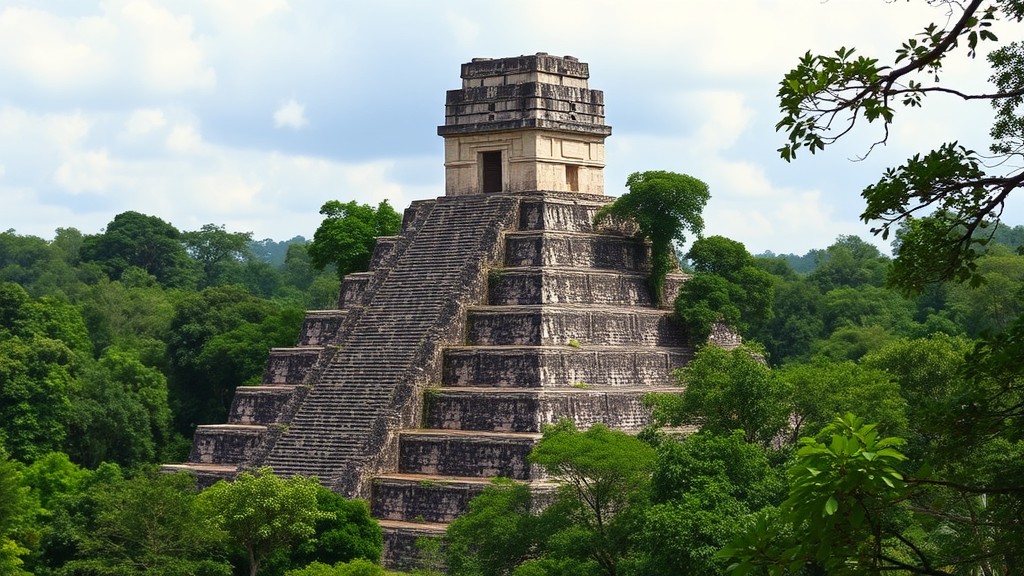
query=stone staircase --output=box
[164,191,695,570]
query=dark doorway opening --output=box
[481,151,502,193]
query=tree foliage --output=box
[66,469,230,576]
[197,468,333,576]
[307,200,401,280]
[595,171,710,303]
[776,0,1024,294]
[651,345,790,446]
[676,236,774,343]
[80,211,198,288]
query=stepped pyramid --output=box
[165,54,733,569]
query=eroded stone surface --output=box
[228,386,297,425]
[298,311,347,346]
[189,425,266,465]
[262,347,322,385]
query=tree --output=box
[197,468,332,576]
[650,344,790,446]
[166,285,303,434]
[0,283,88,461]
[182,224,254,287]
[0,448,40,575]
[807,235,889,292]
[275,486,382,574]
[675,236,774,343]
[776,0,1022,293]
[66,469,230,576]
[445,478,543,576]
[64,346,176,468]
[526,422,656,576]
[594,171,710,303]
[633,431,787,575]
[779,359,908,442]
[307,200,401,280]
[722,414,912,575]
[80,211,199,288]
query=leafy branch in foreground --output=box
[777,0,1024,292]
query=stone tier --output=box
[379,520,447,572]
[369,236,399,270]
[161,462,237,487]
[228,385,298,425]
[398,430,542,479]
[517,195,617,233]
[297,310,347,346]
[467,305,683,346]
[489,268,653,306]
[423,386,681,432]
[262,346,323,385]
[442,345,689,388]
[189,424,267,465]
[372,474,559,524]
[339,272,372,308]
[504,231,649,271]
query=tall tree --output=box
[594,171,710,303]
[197,468,331,576]
[0,448,39,575]
[80,211,199,288]
[66,469,231,576]
[182,224,254,287]
[166,285,303,434]
[307,200,401,280]
[649,344,790,446]
[675,235,774,343]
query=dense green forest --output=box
[0,203,406,575]
[2,199,1022,574]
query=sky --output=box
[1,0,1022,256]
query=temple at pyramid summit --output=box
[164,53,736,568]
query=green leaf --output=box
[824,495,838,516]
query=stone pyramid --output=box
[165,53,733,568]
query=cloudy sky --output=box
[2,0,1021,255]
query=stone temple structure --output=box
[165,53,713,568]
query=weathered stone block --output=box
[489,269,653,306]
[370,236,398,270]
[228,386,297,425]
[467,306,684,347]
[443,346,689,388]
[297,310,347,346]
[372,476,490,523]
[398,431,540,479]
[262,347,322,384]
[188,425,266,465]
[424,387,677,432]
[518,198,604,232]
[505,231,649,271]
[381,522,445,572]
[339,272,372,308]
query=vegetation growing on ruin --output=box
[594,171,710,304]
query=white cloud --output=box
[165,123,207,154]
[54,150,112,194]
[273,99,308,129]
[124,108,167,137]
[118,0,216,93]
[0,1,214,96]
